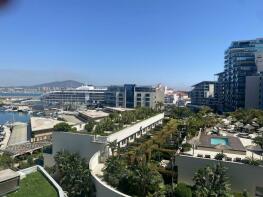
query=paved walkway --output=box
[93,162,104,177]
[8,122,28,146]
[0,126,11,150]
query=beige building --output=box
[30,117,63,142]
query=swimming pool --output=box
[211,137,229,145]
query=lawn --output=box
[8,171,58,197]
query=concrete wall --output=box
[174,155,263,196]
[52,132,105,160]
[245,75,260,109]
[89,152,130,197]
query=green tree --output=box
[193,163,231,197]
[107,140,118,156]
[54,151,95,197]
[53,122,76,132]
[125,164,164,197]
[253,135,263,150]
[85,120,95,133]
[27,155,34,166]
[103,156,127,187]
[0,153,14,170]
[174,183,192,197]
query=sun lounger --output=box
[234,157,242,162]
[226,157,232,161]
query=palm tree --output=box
[54,151,95,197]
[155,101,164,112]
[129,164,164,197]
[193,163,231,197]
[107,140,118,156]
[253,135,263,150]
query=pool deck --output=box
[199,133,246,152]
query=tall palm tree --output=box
[54,151,95,197]
[193,163,231,197]
[107,140,118,156]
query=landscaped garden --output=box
[8,171,57,197]
[101,106,257,197]
[54,107,159,136]
[103,118,185,196]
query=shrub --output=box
[53,122,75,132]
[214,153,225,160]
[174,183,192,197]
[182,143,192,152]
[85,120,95,133]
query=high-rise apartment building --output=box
[221,38,263,111]
[190,81,217,109]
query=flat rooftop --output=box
[0,169,19,182]
[8,122,29,146]
[78,110,109,119]
[199,133,246,152]
[31,117,64,132]
[104,107,135,112]
[59,114,83,124]
[4,141,52,156]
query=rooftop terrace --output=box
[199,133,246,152]
[8,171,58,197]
[31,117,63,132]
[78,110,109,120]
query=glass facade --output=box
[41,88,106,105]
[190,81,217,109]
[105,84,157,108]
[222,39,263,111]
[124,84,135,108]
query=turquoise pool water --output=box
[211,138,229,145]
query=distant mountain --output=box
[31,80,84,88]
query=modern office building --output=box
[41,84,164,109]
[221,38,263,111]
[190,81,218,109]
[105,84,165,108]
[41,85,107,106]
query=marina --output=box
[0,111,30,125]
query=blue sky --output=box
[1,0,263,89]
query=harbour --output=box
[0,111,30,125]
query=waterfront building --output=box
[190,81,217,109]
[105,84,165,108]
[41,85,107,106]
[41,84,164,109]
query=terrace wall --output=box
[19,165,65,197]
[89,151,130,197]
[52,132,105,160]
[174,155,263,196]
